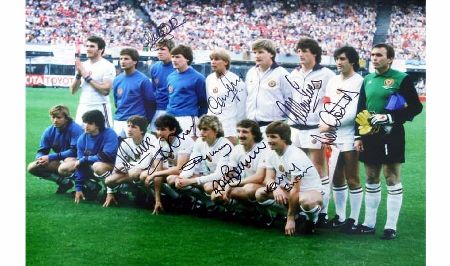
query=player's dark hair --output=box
[127,115,148,135]
[87,35,106,55]
[171,44,194,65]
[237,119,263,143]
[295,38,322,64]
[373,43,395,59]
[120,48,139,63]
[334,46,360,72]
[82,110,105,131]
[156,38,176,52]
[252,39,277,61]
[265,121,292,145]
[155,114,182,136]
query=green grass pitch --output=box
[26,87,425,266]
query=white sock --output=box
[320,176,330,216]
[362,182,381,228]
[349,187,363,223]
[385,183,403,231]
[301,205,321,223]
[333,184,348,222]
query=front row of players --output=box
[26,107,396,237]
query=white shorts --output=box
[175,116,199,137]
[221,118,237,137]
[299,177,323,193]
[291,127,322,149]
[333,142,355,152]
[113,120,128,138]
[75,102,113,128]
[149,110,167,133]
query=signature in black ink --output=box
[276,75,323,125]
[114,136,156,172]
[212,142,267,195]
[265,163,313,193]
[208,73,245,115]
[143,17,186,50]
[181,142,232,171]
[310,89,359,145]
[146,117,196,176]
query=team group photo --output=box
[23,0,427,265]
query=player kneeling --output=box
[174,115,233,212]
[211,119,267,215]
[73,110,119,203]
[28,105,83,194]
[103,115,158,207]
[255,121,323,236]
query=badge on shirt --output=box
[154,78,159,85]
[383,78,395,89]
[117,87,123,97]
[279,165,285,172]
[311,80,323,90]
[268,80,277,87]
[168,85,174,93]
[168,153,175,160]
[213,87,219,94]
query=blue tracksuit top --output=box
[166,67,208,117]
[150,61,175,110]
[113,70,156,122]
[35,120,83,161]
[75,128,118,191]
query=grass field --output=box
[26,87,426,266]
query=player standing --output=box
[70,35,116,128]
[354,43,423,239]
[287,38,336,226]
[112,48,156,138]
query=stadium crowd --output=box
[25,0,425,62]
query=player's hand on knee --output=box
[74,191,85,204]
[274,188,287,205]
[102,193,117,207]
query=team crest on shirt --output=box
[268,80,277,87]
[168,153,175,160]
[279,165,285,172]
[311,138,317,144]
[311,80,323,90]
[213,87,219,94]
[168,85,174,93]
[383,78,395,89]
[117,88,123,97]
[154,78,159,85]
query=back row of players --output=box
[28,36,423,239]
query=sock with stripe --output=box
[384,183,403,230]
[349,186,363,223]
[333,184,348,222]
[320,176,330,216]
[301,205,321,223]
[362,182,381,228]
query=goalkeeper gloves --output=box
[369,114,393,126]
[355,110,375,135]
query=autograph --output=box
[143,17,186,49]
[212,142,267,195]
[114,136,156,173]
[265,163,314,193]
[180,142,233,171]
[310,89,360,144]
[276,75,323,125]
[207,73,245,115]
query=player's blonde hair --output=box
[209,49,231,70]
[49,105,70,119]
[252,39,277,61]
[198,115,224,138]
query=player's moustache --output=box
[239,137,247,140]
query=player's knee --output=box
[203,183,213,194]
[166,175,177,185]
[255,187,268,202]
[300,197,322,211]
[27,161,38,174]
[347,177,361,189]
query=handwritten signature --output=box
[143,17,186,50]
[310,89,359,144]
[180,142,233,171]
[212,142,267,195]
[114,136,156,173]
[276,75,322,125]
[207,73,245,115]
[265,163,313,193]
